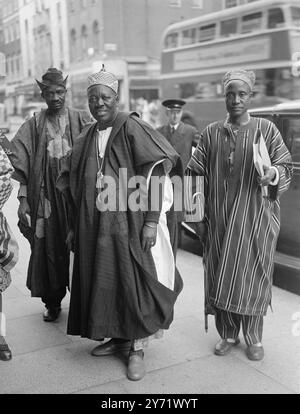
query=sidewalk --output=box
[0,184,299,394]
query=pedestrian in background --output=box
[57,66,183,381]
[9,68,91,323]
[0,136,19,361]
[186,69,293,361]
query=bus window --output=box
[182,27,197,45]
[268,8,285,29]
[165,32,179,49]
[198,23,216,42]
[220,18,238,37]
[241,12,263,34]
[291,7,300,27]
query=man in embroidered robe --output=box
[186,69,293,361]
[57,66,183,381]
[9,68,91,322]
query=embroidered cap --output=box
[36,68,68,91]
[223,69,256,91]
[87,64,119,94]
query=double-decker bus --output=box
[160,0,300,130]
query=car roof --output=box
[250,100,300,115]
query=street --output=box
[0,179,299,394]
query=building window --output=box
[224,0,238,8]
[191,0,203,8]
[81,25,88,56]
[70,29,77,61]
[70,0,75,12]
[93,20,100,53]
[57,3,61,20]
[169,0,181,7]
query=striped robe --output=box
[187,117,293,316]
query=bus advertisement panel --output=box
[160,0,300,130]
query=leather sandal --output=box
[91,339,132,356]
[214,338,240,356]
[246,344,264,361]
[127,350,146,381]
[0,342,12,361]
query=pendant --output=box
[96,170,104,190]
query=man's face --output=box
[225,80,252,119]
[42,85,67,112]
[88,85,119,124]
[166,108,182,126]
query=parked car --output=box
[182,101,300,295]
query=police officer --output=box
[157,99,200,249]
[157,99,199,171]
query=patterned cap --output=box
[223,69,256,91]
[87,64,118,94]
[36,68,68,90]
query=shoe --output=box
[43,307,61,322]
[0,343,12,361]
[127,351,146,381]
[91,339,132,357]
[246,344,264,361]
[214,338,240,356]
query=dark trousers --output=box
[42,286,66,309]
[215,309,263,346]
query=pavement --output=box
[0,182,300,395]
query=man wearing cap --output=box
[157,99,200,250]
[9,68,91,322]
[57,66,183,381]
[157,99,199,172]
[186,69,293,361]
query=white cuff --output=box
[269,166,279,186]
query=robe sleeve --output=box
[186,127,208,176]
[79,110,93,127]
[126,116,178,176]
[264,120,293,201]
[9,119,35,185]
[184,127,208,223]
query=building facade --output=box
[1,0,263,115]
[2,0,22,114]
[66,0,223,112]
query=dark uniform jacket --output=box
[157,121,200,171]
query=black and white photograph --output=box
[0,0,299,397]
